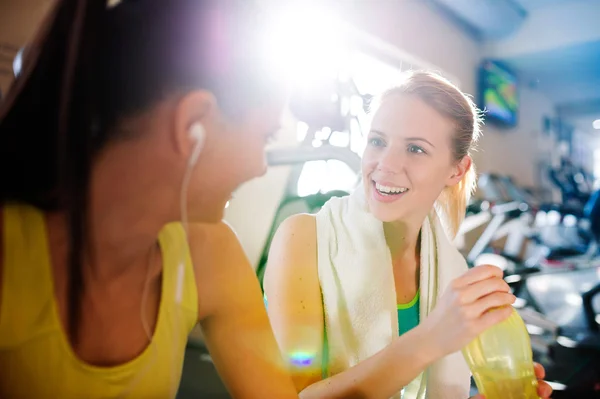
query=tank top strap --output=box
[0,204,57,347]
[156,222,198,333]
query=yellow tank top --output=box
[0,204,199,398]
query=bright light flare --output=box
[260,4,349,87]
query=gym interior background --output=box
[1,0,599,397]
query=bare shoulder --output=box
[186,220,244,275]
[187,220,239,254]
[187,221,258,320]
[267,213,316,264]
[264,213,318,288]
[277,212,316,236]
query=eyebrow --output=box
[370,129,436,148]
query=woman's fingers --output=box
[454,265,503,287]
[460,277,511,304]
[534,362,546,379]
[537,380,553,398]
[465,292,515,320]
[533,362,552,398]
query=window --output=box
[295,51,402,195]
[297,160,359,197]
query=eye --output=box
[407,144,426,154]
[368,137,385,147]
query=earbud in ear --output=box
[189,122,205,143]
[188,122,206,167]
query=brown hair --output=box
[373,70,483,238]
[0,0,271,344]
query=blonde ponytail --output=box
[436,163,477,239]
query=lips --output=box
[372,180,409,203]
[375,181,408,195]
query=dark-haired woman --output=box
[0,1,298,397]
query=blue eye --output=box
[408,144,425,154]
[368,137,385,147]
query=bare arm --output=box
[264,214,441,399]
[189,222,299,399]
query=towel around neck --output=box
[315,188,471,399]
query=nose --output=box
[377,147,404,174]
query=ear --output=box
[447,155,472,186]
[171,90,219,159]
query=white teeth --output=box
[375,182,408,194]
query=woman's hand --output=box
[470,362,553,398]
[533,362,553,398]
[421,265,516,358]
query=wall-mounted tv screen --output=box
[479,60,518,128]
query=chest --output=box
[0,268,186,399]
[0,332,181,399]
[52,266,164,368]
[393,260,420,305]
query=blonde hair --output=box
[372,71,483,238]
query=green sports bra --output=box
[397,290,421,336]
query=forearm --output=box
[298,325,439,399]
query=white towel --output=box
[315,189,471,399]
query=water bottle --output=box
[462,307,540,399]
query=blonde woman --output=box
[265,72,552,399]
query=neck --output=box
[383,218,422,264]
[83,140,180,280]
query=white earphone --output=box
[187,122,206,167]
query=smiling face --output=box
[362,94,469,224]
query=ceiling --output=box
[1,0,599,133]
[431,0,600,132]
[514,0,575,11]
